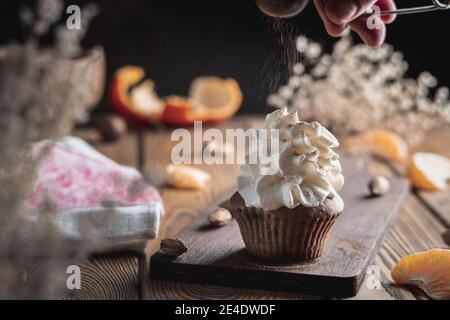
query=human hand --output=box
[314,0,397,47]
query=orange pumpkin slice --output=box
[391,249,450,300]
[161,76,243,126]
[109,66,164,125]
[342,129,409,162]
[408,152,450,191]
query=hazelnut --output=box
[369,175,391,197]
[159,238,187,257]
[94,114,127,142]
[208,208,232,227]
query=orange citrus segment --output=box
[189,76,243,122]
[130,80,164,118]
[166,165,211,190]
[109,66,164,125]
[161,76,243,126]
[342,129,409,162]
[391,249,450,300]
[408,152,450,191]
[161,97,196,126]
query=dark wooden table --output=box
[68,116,450,300]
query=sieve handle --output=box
[363,0,450,17]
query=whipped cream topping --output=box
[237,108,344,211]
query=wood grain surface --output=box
[150,155,409,298]
[64,118,450,300]
[72,128,138,168]
[147,194,448,300]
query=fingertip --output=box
[314,0,349,38]
[381,14,396,25]
[376,0,397,24]
[367,30,386,48]
[325,22,349,37]
[324,0,358,24]
[350,16,386,48]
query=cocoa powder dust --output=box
[261,18,299,112]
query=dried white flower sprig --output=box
[20,0,64,38]
[55,4,99,57]
[268,34,450,146]
[0,0,99,299]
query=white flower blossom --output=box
[268,34,450,146]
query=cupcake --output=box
[230,108,345,261]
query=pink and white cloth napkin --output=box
[25,137,163,242]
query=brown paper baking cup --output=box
[231,205,340,261]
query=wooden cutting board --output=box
[150,155,409,298]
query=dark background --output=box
[0,0,447,114]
